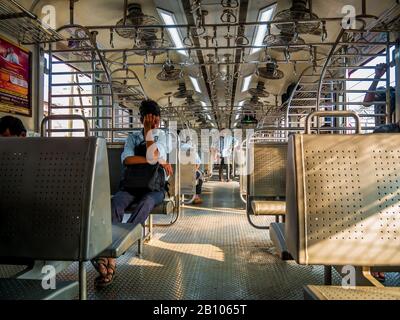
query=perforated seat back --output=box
[0,137,112,261]
[248,142,287,198]
[179,150,196,195]
[286,134,400,266]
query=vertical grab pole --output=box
[79,261,87,300]
[386,32,391,124]
[69,0,77,25]
[395,42,400,123]
[342,41,348,133]
[177,132,182,217]
[47,43,53,137]
[91,31,100,138]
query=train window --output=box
[43,54,93,137]
[114,106,134,141]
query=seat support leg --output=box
[333,265,386,286]
[137,239,143,257]
[144,215,153,243]
[149,214,153,240]
[361,267,384,287]
[79,261,87,300]
[324,265,332,285]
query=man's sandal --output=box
[94,262,116,288]
[91,257,108,274]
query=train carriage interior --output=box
[1,0,400,302]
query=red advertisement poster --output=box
[0,36,31,116]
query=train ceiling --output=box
[9,0,400,128]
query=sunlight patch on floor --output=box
[147,238,225,262]
[128,258,164,267]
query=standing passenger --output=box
[211,130,236,182]
[363,63,395,127]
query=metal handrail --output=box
[110,68,147,100]
[41,115,90,137]
[305,111,362,134]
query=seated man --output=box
[0,115,27,137]
[94,100,173,288]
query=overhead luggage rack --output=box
[0,0,63,44]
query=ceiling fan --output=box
[156,59,183,82]
[114,3,168,57]
[173,82,195,99]
[273,0,320,35]
[257,58,284,80]
[248,81,270,98]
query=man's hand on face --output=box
[152,116,160,129]
[144,114,161,133]
[143,114,154,134]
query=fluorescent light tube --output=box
[190,76,202,93]
[241,75,252,92]
[157,8,188,56]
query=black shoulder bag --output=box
[120,140,166,193]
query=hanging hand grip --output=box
[41,115,90,137]
[305,111,361,134]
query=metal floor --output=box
[1,180,400,299]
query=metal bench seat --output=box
[304,285,400,300]
[0,279,78,300]
[251,200,286,216]
[100,223,143,258]
[0,137,113,300]
[246,141,288,229]
[285,111,400,300]
[269,223,292,260]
